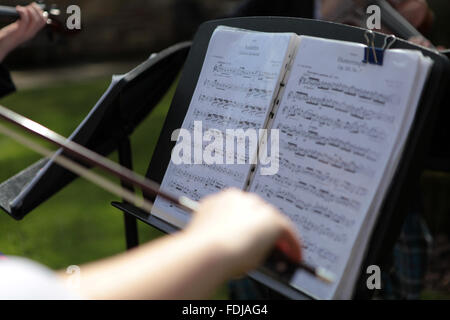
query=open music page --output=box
[336,50,433,299]
[152,26,297,227]
[249,35,432,299]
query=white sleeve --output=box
[0,257,82,300]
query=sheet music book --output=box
[151,26,433,299]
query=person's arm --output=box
[59,189,302,300]
[0,3,47,62]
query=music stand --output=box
[113,17,450,299]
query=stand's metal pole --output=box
[117,136,139,250]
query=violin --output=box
[0,2,78,36]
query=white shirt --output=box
[0,257,80,300]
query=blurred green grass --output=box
[0,76,169,268]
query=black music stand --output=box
[0,42,191,249]
[112,17,450,299]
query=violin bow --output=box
[0,104,335,284]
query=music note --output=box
[203,79,274,100]
[277,124,380,162]
[286,91,395,124]
[213,63,278,81]
[298,75,396,105]
[281,106,387,141]
[253,183,357,228]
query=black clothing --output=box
[0,64,15,99]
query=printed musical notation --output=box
[281,106,386,141]
[167,166,244,201]
[189,110,260,130]
[279,157,368,196]
[302,238,339,265]
[185,134,250,165]
[213,63,278,81]
[254,183,356,228]
[204,164,243,180]
[292,213,348,245]
[167,180,202,201]
[203,79,273,100]
[269,173,361,211]
[298,75,395,105]
[198,94,266,116]
[281,139,374,177]
[172,167,226,191]
[278,124,380,162]
[286,91,395,124]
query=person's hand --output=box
[0,3,47,61]
[184,189,302,277]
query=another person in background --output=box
[232,0,438,48]
[0,3,47,98]
[317,0,436,48]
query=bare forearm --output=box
[61,232,233,300]
[0,3,47,62]
[0,26,19,61]
[57,190,301,300]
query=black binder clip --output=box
[363,31,396,66]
